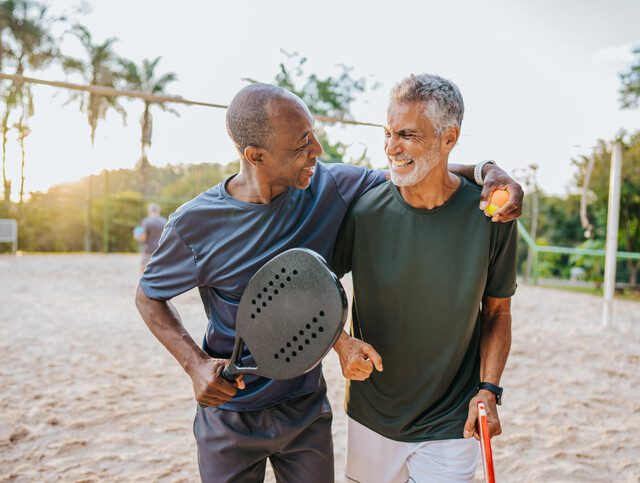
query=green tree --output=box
[119,56,179,156]
[4,161,237,253]
[0,1,19,71]
[0,0,59,207]
[246,50,376,164]
[62,25,127,250]
[62,25,126,144]
[572,131,640,286]
[119,56,179,197]
[619,47,640,109]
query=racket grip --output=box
[221,365,237,383]
[197,367,238,409]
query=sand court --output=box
[1,254,639,481]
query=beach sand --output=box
[1,254,639,482]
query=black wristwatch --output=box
[477,382,503,405]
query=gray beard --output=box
[389,142,440,187]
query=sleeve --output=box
[331,206,356,279]
[324,163,386,206]
[484,220,518,299]
[139,221,200,301]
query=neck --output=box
[398,159,460,209]
[227,161,288,204]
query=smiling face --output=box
[384,100,444,187]
[259,96,324,190]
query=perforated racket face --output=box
[231,248,347,380]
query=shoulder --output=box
[320,161,384,186]
[455,177,515,234]
[167,183,226,231]
[347,181,393,217]
[321,161,367,177]
[458,175,482,200]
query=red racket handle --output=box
[478,401,496,483]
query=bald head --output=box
[226,83,298,157]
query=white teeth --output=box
[392,160,413,167]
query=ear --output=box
[243,145,266,167]
[442,126,460,152]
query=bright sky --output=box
[4,0,639,198]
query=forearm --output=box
[479,308,512,385]
[135,285,208,376]
[449,163,475,182]
[449,162,497,184]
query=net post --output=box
[602,143,623,328]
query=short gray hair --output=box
[390,74,464,136]
[226,83,285,155]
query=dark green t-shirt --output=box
[332,176,517,442]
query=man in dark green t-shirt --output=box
[333,74,517,482]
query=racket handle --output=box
[221,365,237,383]
[197,366,239,409]
[477,402,496,483]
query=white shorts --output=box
[346,417,479,483]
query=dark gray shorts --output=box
[193,379,334,483]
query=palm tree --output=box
[0,0,19,72]
[14,117,29,213]
[0,0,58,207]
[62,25,126,144]
[120,56,178,156]
[1,0,22,205]
[119,56,178,197]
[62,25,126,251]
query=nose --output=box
[309,134,323,158]
[385,135,402,157]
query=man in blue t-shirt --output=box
[135,83,523,482]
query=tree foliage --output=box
[62,25,126,144]
[571,131,640,285]
[246,50,376,164]
[119,56,179,154]
[2,161,238,253]
[619,47,640,109]
[0,0,61,207]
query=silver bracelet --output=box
[474,160,496,186]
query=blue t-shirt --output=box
[140,162,385,411]
[141,215,168,255]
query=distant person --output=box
[134,203,167,273]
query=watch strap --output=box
[477,381,503,405]
[473,160,496,186]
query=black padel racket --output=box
[221,248,347,382]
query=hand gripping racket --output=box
[220,248,348,382]
[478,401,496,483]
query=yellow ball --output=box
[485,189,509,217]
